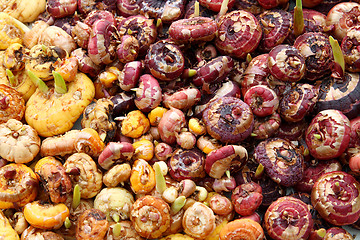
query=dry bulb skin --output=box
[163,88,202,110]
[314,72,360,119]
[244,85,279,117]
[205,145,248,179]
[64,153,103,199]
[294,32,333,81]
[25,44,67,81]
[182,202,215,239]
[98,141,134,170]
[219,219,264,240]
[168,148,206,182]
[117,35,139,64]
[240,53,270,97]
[130,195,171,239]
[326,2,360,41]
[87,19,117,66]
[305,109,351,160]
[23,201,70,230]
[0,163,38,209]
[37,25,77,54]
[81,98,116,142]
[192,56,234,88]
[56,197,94,238]
[117,15,157,56]
[94,187,134,221]
[254,138,304,187]
[294,159,342,193]
[264,196,313,240]
[215,10,262,59]
[258,9,293,52]
[0,119,40,164]
[251,112,281,140]
[134,74,162,112]
[231,182,263,216]
[4,0,360,239]
[158,107,186,144]
[6,211,28,235]
[76,208,109,240]
[0,84,25,124]
[279,83,319,122]
[34,157,72,203]
[311,171,360,226]
[40,128,105,157]
[268,44,306,82]
[202,97,254,144]
[168,17,217,44]
[139,0,186,22]
[341,25,360,73]
[46,0,78,18]
[324,227,354,240]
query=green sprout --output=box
[171,196,186,214]
[52,71,67,94]
[294,0,304,37]
[72,184,81,209]
[27,70,49,93]
[5,69,16,87]
[329,36,345,74]
[154,162,167,194]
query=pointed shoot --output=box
[27,70,49,93]
[246,53,252,64]
[156,18,162,28]
[112,213,120,223]
[294,0,304,37]
[254,163,264,179]
[182,69,197,79]
[316,228,327,238]
[218,0,229,18]
[329,36,345,75]
[303,148,309,156]
[333,181,341,194]
[72,184,81,209]
[5,69,16,87]
[225,170,231,179]
[64,217,71,229]
[171,196,186,214]
[313,134,322,140]
[188,69,197,77]
[154,162,167,194]
[194,1,200,18]
[53,71,67,94]
[41,44,48,53]
[99,132,107,142]
[113,223,122,237]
